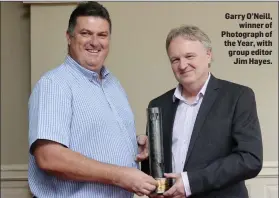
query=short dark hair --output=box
[67,1,112,35]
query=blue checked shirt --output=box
[28,55,138,198]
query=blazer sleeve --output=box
[187,87,263,195]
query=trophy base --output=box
[153,177,170,195]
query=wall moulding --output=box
[1,161,278,181]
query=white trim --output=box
[1,164,28,181]
[1,161,277,181]
[256,161,278,178]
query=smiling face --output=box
[66,16,110,73]
[167,36,212,87]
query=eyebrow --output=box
[79,29,109,34]
[185,52,196,56]
[170,52,196,60]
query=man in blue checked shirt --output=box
[28,2,157,198]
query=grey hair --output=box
[166,25,212,52]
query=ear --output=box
[206,49,212,63]
[66,31,71,46]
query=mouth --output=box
[86,49,101,54]
[180,70,193,75]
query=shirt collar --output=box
[172,72,211,103]
[65,55,110,81]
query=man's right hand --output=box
[114,167,158,197]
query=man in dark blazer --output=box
[140,25,263,198]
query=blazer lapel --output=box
[184,75,220,167]
[163,94,179,173]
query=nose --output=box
[89,35,99,46]
[178,58,188,70]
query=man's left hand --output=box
[163,173,186,198]
[136,135,149,162]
